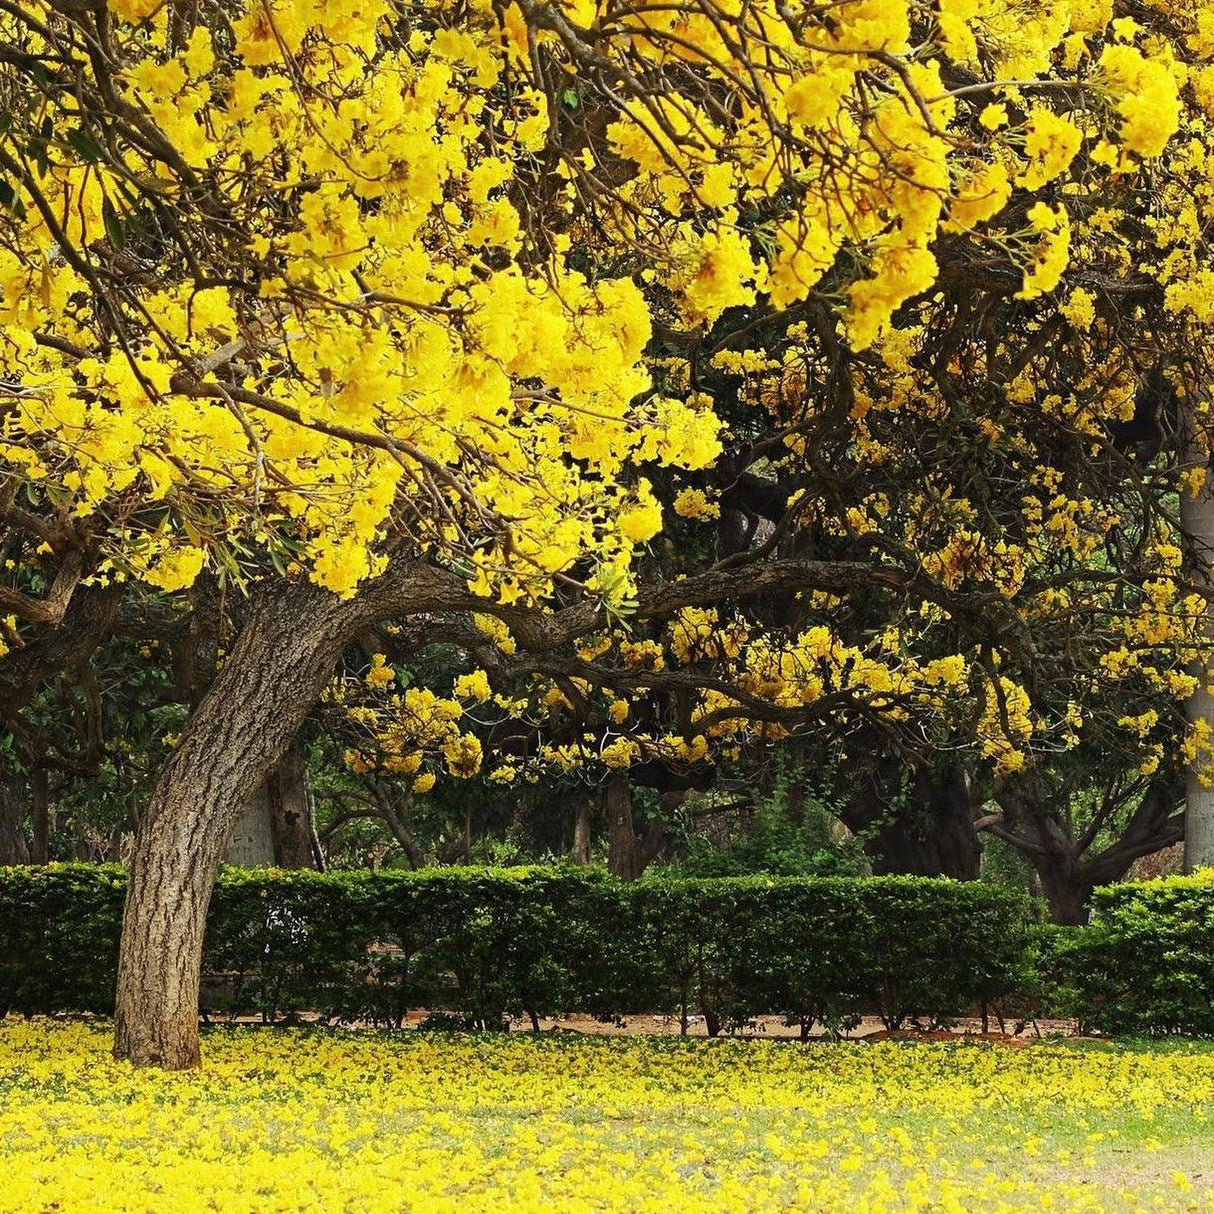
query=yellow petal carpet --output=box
[1,1022,1213,1212]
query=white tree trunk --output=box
[226,789,275,866]
[1181,409,1214,871]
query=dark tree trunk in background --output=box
[986,773,1184,924]
[0,769,29,865]
[606,773,638,879]
[844,763,982,879]
[606,776,670,879]
[267,741,315,869]
[30,765,48,863]
[1036,860,1091,926]
[782,737,811,826]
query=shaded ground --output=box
[211,1008,1081,1039]
[497,1011,1080,1039]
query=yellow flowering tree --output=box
[0,0,1212,1067]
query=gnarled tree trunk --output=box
[113,562,473,1068]
[114,585,367,1067]
[988,772,1182,923]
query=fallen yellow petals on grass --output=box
[1,1022,1213,1212]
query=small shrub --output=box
[1073,873,1214,1036]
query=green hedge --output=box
[1065,873,1214,1036]
[0,865,1031,1032]
[9,865,1211,1035]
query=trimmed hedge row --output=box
[0,866,1029,1032]
[4,866,1212,1034]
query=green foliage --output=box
[681,804,863,877]
[0,864,125,1014]
[1014,924,1090,1024]
[1066,875,1214,1036]
[0,865,1028,1033]
[978,835,1039,899]
[678,767,866,878]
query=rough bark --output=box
[606,773,638,880]
[266,741,315,869]
[571,796,593,864]
[114,561,474,1068]
[0,768,29,865]
[1181,403,1214,870]
[114,584,356,1066]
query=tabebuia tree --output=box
[1,0,1212,1066]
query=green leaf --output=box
[562,88,579,109]
[0,178,26,219]
[65,127,103,163]
[102,197,126,249]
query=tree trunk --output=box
[782,738,810,826]
[1184,678,1214,870]
[112,561,473,1068]
[1034,857,1090,926]
[307,792,327,872]
[606,773,638,880]
[113,584,371,1068]
[846,764,982,879]
[0,767,29,865]
[572,796,593,864]
[267,741,315,869]
[30,764,48,864]
[1181,406,1214,869]
[987,771,1184,923]
[375,780,426,869]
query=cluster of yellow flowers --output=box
[0,0,1203,612]
[6,0,1213,793]
[335,671,484,788]
[1,1023,1213,1212]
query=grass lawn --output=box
[1,1022,1213,1212]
